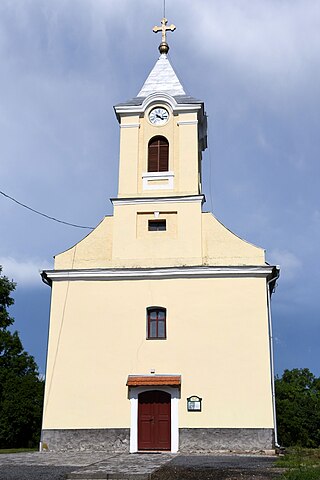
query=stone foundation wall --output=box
[41,428,130,452]
[41,427,273,453]
[179,428,274,452]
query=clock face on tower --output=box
[149,107,169,125]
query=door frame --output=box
[138,390,171,451]
[129,386,179,453]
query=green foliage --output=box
[0,266,44,448]
[276,369,320,447]
[0,448,37,454]
[0,270,15,329]
[277,448,320,468]
[282,468,320,480]
[277,448,320,480]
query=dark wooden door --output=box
[138,390,171,450]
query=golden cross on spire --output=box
[153,18,176,54]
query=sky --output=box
[0,0,319,377]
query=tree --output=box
[275,368,320,447]
[0,266,44,448]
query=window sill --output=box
[142,171,174,190]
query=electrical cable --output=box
[43,245,77,418]
[0,189,94,230]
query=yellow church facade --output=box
[41,20,279,453]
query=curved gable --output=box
[202,212,266,266]
[54,216,113,269]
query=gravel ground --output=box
[152,455,283,480]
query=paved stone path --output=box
[0,451,109,466]
[67,453,174,479]
[0,452,110,480]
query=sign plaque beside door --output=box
[187,395,202,412]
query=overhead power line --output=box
[0,189,94,230]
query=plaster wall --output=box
[177,113,199,194]
[118,114,140,197]
[54,216,114,270]
[202,213,265,266]
[42,276,273,431]
[117,107,199,198]
[112,201,202,266]
[54,212,265,270]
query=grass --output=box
[0,448,38,454]
[277,448,320,480]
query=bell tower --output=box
[111,19,208,267]
[114,18,207,199]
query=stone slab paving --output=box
[0,452,175,480]
[67,453,175,480]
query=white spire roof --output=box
[137,54,186,97]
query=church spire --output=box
[153,17,176,54]
[137,53,186,97]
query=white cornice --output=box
[43,265,275,283]
[111,195,205,206]
[115,104,201,117]
[114,93,202,118]
[142,93,201,112]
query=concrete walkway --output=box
[0,451,282,480]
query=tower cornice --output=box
[114,92,204,121]
[110,194,205,207]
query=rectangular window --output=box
[147,308,166,339]
[148,220,166,231]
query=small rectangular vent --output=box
[148,220,166,231]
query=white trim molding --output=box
[128,385,180,453]
[177,120,198,126]
[120,123,140,129]
[142,171,174,191]
[111,194,205,207]
[42,265,275,284]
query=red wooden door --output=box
[138,390,171,450]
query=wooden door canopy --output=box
[127,375,181,387]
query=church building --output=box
[41,19,279,453]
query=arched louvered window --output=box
[148,136,169,172]
[147,307,166,339]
